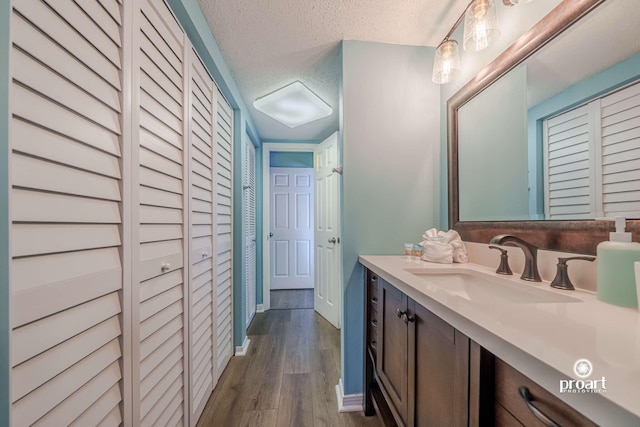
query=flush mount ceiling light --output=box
[253,81,333,128]
[463,0,500,52]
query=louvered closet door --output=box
[133,0,188,425]
[188,48,216,425]
[215,91,234,374]
[244,137,257,328]
[598,81,640,216]
[544,104,596,219]
[9,0,126,426]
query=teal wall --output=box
[1,0,9,424]
[458,65,529,221]
[270,151,313,168]
[168,0,260,347]
[341,40,440,394]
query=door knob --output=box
[269,232,273,238]
[329,237,337,244]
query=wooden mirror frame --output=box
[447,0,640,255]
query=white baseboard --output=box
[235,337,251,356]
[335,379,364,413]
[256,304,266,313]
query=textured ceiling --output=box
[198,0,469,141]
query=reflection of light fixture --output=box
[432,40,461,84]
[253,81,333,128]
[463,0,500,52]
[503,0,535,4]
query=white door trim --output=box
[262,143,317,311]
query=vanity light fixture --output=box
[253,81,333,128]
[432,39,461,84]
[463,0,500,52]
[432,0,509,84]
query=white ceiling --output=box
[197,0,469,141]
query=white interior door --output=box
[9,1,127,424]
[314,132,342,328]
[188,48,216,426]
[270,168,315,290]
[214,90,234,376]
[244,136,257,327]
[132,0,188,424]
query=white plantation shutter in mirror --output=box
[544,104,596,219]
[544,80,640,219]
[188,48,216,425]
[597,82,640,217]
[133,0,188,425]
[215,91,234,372]
[9,0,125,425]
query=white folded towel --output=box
[420,228,468,264]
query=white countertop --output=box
[359,255,640,426]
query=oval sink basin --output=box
[412,272,582,304]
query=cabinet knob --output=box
[396,308,404,319]
[161,262,171,272]
[202,252,209,258]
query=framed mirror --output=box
[448,0,640,255]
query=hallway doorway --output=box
[261,138,342,329]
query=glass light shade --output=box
[463,0,500,52]
[432,40,461,84]
[504,0,535,4]
[253,81,333,128]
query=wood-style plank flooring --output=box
[270,289,314,309]
[196,308,382,427]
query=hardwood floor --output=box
[196,308,383,427]
[270,289,314,309]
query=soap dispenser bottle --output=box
[597,217,640,308]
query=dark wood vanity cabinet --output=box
[487,354,597,427]
[365,270,470,427]
[363,267,597,427]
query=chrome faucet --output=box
[489,235,541,282]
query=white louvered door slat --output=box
[9,1,125,426]
[599,81,640,217]
[215,90,234,378]
[543,104,596,219]
[187,48,216,427]
[244,137,257,328]
[133,0,188,426]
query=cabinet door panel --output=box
[409,300,470,427]
[377,278,408,425]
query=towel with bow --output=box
[420,228,468,264]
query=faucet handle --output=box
[550,256,595,290]
[489,245,513,276]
